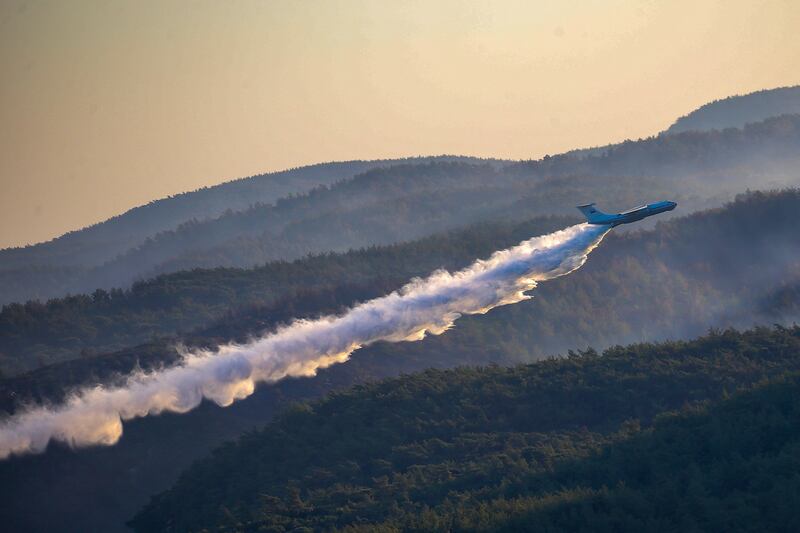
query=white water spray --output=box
[0,223,609,459]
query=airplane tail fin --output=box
[576,203,609,223]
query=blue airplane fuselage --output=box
[577,201,677,226]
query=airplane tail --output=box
[576,203,609,223]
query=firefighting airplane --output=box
[577,201,677,226]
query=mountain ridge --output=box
[2,114,799,306]
[0,156,494,265]
[664,85,800,134]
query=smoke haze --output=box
[0,223,608,459]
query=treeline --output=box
[3,114,800,306]
[129,325,800,532]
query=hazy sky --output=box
[1,0,798,248]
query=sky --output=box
[1,0,798,248]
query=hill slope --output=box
[129,326,800,532]
[664,85,800,134]
[0,157,490,305]
[3,114,800,306]
[0,160,383,268]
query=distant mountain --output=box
[130,328,800,533]
[2,114,799,306]
[0,157,486,271]
[664,85,800,134]
[1,161,371,268]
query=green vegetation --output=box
[129,326,800,532]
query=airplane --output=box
[577,201,676,226]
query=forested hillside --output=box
[130,326,800,532]
[3,114,800,306]
[665,85,800,134]
[0,216,572,375]
[2,189,797,377]
[1,191,799,532]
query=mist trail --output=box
[0,223,610,459]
